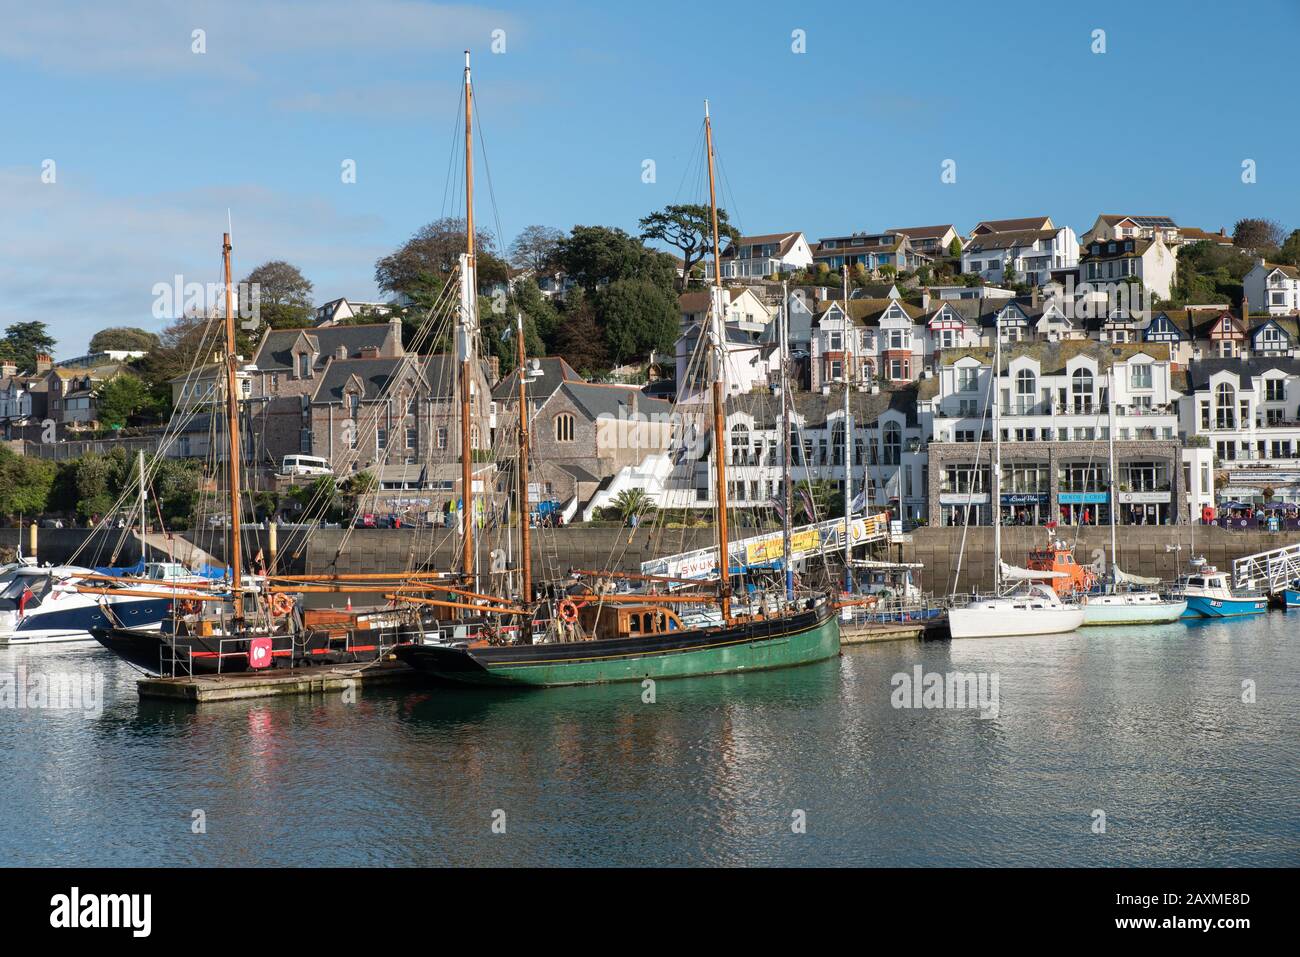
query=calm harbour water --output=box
[1,615,1297,867]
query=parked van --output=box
[281,455,333,477]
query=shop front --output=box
[1117,490,1173,526]
[939,492,990,527]
[1001,491,1049,526]
[1058,491,1109,527]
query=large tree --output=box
[553,290,610,374]
[555,225,678,293]
[639,203,740,290]
[0,446,56,519]
[508,225,564,274]
[1,321,57,374]
[1232,218,1286,253]
[375,217,499,296]
[89,327,160,353]
[595,278,678,363]
[241,260,314,331]
[96,373,155,428]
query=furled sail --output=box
[1001,561,1069,580]
[1114,565,1161,586]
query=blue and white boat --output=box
[1280,580,1300,609]
[1180,565,1268,619]
[0,565,176,645]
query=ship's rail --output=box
[1232,541,1300,593]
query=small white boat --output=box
[1082,589,1187,625]
[949,583,1085,639]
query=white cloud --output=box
[0,0,515,78]
[0,167,393,354]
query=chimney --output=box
[35,354,53,374]
[1031,285,1040,308]
[1242,293,1249,320]
[0,360,16,378]
[488,356,500,384]
[359,345,380,359]
[921,286,931,310]
[336,345,348,360]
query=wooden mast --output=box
[222,232,243,621]
[460,49,476,598]
[516,311,532,603]
[704,100,731,623]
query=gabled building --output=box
[1081,214,1180,247]
[890,224,962,258]
[961,226,1079,286]
[1079,234,1178,300]
[809,297,927,387]
[968,216,1054,238]
[706,231,814,281]
[812,231,930,274]
[313,298,394,327]
[927,340,1200,526]
[1243,260,1300,316]
[1178,358,1300,503]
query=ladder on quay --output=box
[1232,541,1300,593]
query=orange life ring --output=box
[558,599,580,623]
[270,593,295,617]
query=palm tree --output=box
[612,488,654,524]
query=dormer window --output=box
[297,353,311,378]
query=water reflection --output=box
[1,621,1296,867]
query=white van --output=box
[281,455,333,477]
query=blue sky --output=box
[3,0,1299,355]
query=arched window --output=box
[882,422,902,465]
[554,413,575,442]
[730,423,750,465]
[1215,383,1236,429]
[1015,369,1036,414]
[1071,368,1093,413]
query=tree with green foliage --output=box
[96,373,155,428]
[0,446,56,519]
[375,217,502,296]
[555,225,676,293]
[89,327,160,353]
[609,488,654,524]
[638,203,740,290]
[595,278,678,363]
[948,237,964,258]
[241,261,314,331]
[287,474,344,524]
[1275,229,1300,267]
[2,322,57,375]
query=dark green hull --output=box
[394,606,841,687]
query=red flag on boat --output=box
[17,586,33,617]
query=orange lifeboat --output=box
[1025,539,1096,597]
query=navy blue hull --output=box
[6,597,174,641]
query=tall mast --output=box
[137,449,147,556]
[842,268,852,593]
[991,324,1001,595]
[516,312,532,604]
[222,232,243,620]
[704,99,731,622]
[1107,377,1118,582]
[780,281,793,603]
[459,49,476,596]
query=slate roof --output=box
[719,232,803,259]
[726,383,920,428]
[1183,356,1300,392]
[554,381,673,422]
[813,298,925,325]
[254,323,395,372]
[964,229,1060,253]
[310,355,459,403]
[491,356,582,402]
[970,216,1052,235]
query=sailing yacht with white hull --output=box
[947,328,1085,639]
[1081,392,1186,624]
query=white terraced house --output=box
[1079,233,1178,301]
[684,385,931,522]
[962,226,1079,286]
[705,231,814,280]
[923,340,1211,526]
[1179,358,1300,473]
[1243,260,1300,316]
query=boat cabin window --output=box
[1188,577,1203,587]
